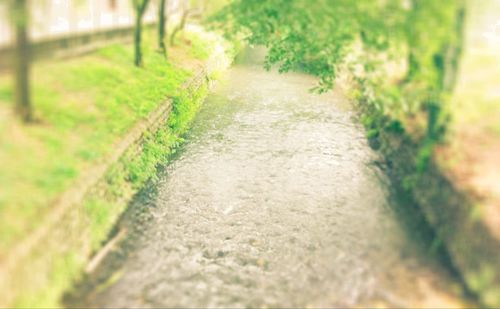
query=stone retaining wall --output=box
[376,131,500,307]
[0,66,214,308]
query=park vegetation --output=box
[6,0,201,120]
[0,21,231,309]
[212,0,466,171]
[210,1,500,306]
[0,1,234,305]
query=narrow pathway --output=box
[66,48,467,308]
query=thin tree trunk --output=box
[444,4,466,92]
[12,0,32,122]
[432,4,467,93]
[134,12,143,66]
[170,8,189,46]
[405,49,419,82]
[425,4,466,141]
[404,0,417,84]
[158,0,168,57]
[134,0,150,67]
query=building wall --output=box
[468,0,500,49]
[0,2,11,46]
[0,0,184,47]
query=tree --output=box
[10,0,32,122]
[211,0,466,166]
[444,3,466,93]
[133,0,151,66]
[158,0,168,57]
[399,0,466,145]
[211,0,402,91]
[169,1,189,46]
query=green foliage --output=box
[0,31,188,253]
[82,75,211,273]
[212,0,405,90]
[187,34,213,60]
[212,0,465,167]
[14,252,83,308]
[133,0,151,13]
[0,26,231,308]
[169,84,209,134]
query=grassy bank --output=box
[346,8,500,305]
[0,28,217,252]
[437,41,500,240]
[0,26,234,307]
[13,74,212,308]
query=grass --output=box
[349,14,500,307]
[452,47,500,137]
[11,79,213,308]
[86,81,210,252]
[0,26,234,307]
[0,29,219,255]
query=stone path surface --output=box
[65,48,467,308]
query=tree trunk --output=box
[432,4,467,93]
[404,0,420,84]
[170,8,189,46]
[444,5,466,92]
[425,4,466,142]
[12,0,32,122]
[134,0,150,67]
[134,12,143,66]
[405,49,419,82]
[158,0,168,57]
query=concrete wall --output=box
[467,0,500,49]
[0,0,185,47]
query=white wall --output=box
[0,2,11,46]
[0,0,185,47]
